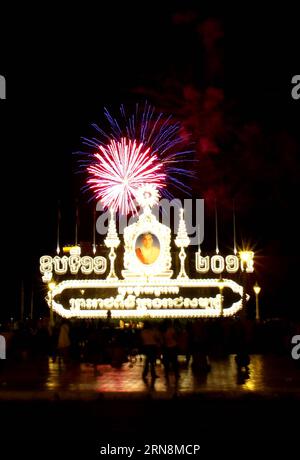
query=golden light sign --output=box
[40,189,253,319]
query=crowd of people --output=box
[0,317,299,380]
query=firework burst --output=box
[135,184,160,209]
[87,138,165,215]
[79,102,194,214]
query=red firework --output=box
[87,137,166,214]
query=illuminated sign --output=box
[40,187,253,319]
[195,252,254,274]
[40,255,107,278]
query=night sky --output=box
[0,2,299,320]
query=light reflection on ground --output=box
[2,354,296,396]
[1,354,299,397]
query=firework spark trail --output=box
[86,138,166,215]
[78,102,195,214]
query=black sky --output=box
[0,2,299,319]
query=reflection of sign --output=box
[135,233,160,264]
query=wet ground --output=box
[0,354,299,399]
[0,354,299,446]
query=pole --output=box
[75,200,79,246]
[56,201,61,254]
[215,200,219,254]
[30,285,34,320]
[93,206,96,254]
[255,293,260,321]
[241,271,247,319]
[20,280,25,322]
[233,201,237,255]
[219,288,223,317]
[49,291,54,326]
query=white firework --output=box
[135,184,160,209]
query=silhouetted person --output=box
[162,320,180,382]
[235,318,251,371]
[141,321,161,381]
[57,320,71,366]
